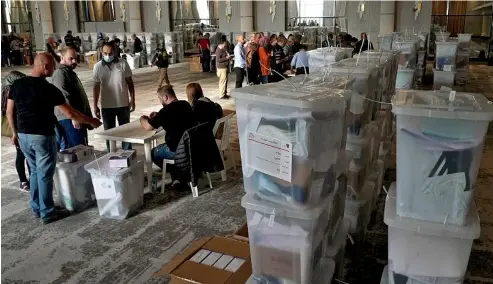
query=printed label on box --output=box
[443,65,453,72]
[246,131,292,182]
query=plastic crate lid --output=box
[391,90,493,121]
[384,183,481,239]
[241,193,331,220]
[435,40,458,45]
[231,82,347,110]
[284,74,356,91]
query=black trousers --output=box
[234,67,245,88]
[16,147,30,183]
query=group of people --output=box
[1,32,32,67]
[206,32,310,99]
[325,32,374,55]
[2,36,226,224]
[46,30,83,63]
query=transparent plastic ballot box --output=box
[433,69,455,90]
[361,50,401,92]
[391,90,493,225]
[84,153,145,220]
[324,219,349,281]
[241,193,331,283]
[393,40,418,69]
[379,34,393,51]
[387,261,463,284]
[343,56,391,104]
[344,180,375,243]
[456,51,470,69]
[54,157,96,212]
[385,184,480,279]
[326,61,380,135]
[435,41,458,71]
[346,123,377,172]
[285,73,355,92]
[232,84,348,209]
[435,32,451,42]
[307,48,351,74]
[395,68,416,90]
[457,33,471,52]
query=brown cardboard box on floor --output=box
[231,223,249,242]
[153,236,252,284]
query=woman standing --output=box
[1,71,30,192]
[246,42,260,85]
[258,41,271,84]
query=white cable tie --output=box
[443,213,448,225]
[334,279,351,284]
[347,233,354,245]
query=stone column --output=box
[39,1,54,34]
[379,0,395,36]
[240,0,253,32]
[128,1,142,32]
[481,12,490,37]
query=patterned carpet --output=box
[1,62,492,283]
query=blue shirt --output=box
[291,50,309,69]
[233,43,246,68]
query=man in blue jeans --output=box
[139,85,197,172]
[6,53,101,224]
[93,42,135,151]
[52,46,94,149]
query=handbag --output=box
[1,115,12,137]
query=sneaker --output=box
[19,182,29,192]
[220,95,231,100]
[41,209,71,225]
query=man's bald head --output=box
[33,52,56,78]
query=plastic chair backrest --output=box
[213,113,234,151]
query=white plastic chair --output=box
[208,113,236,182]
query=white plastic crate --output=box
[392,90,493,225]
[84,153,145,220]
[435,32,450,42]
[435,41,458,71]
[433,69,455,90]
[125,53,140,70]
[384,185,480,278]
[242,193,330,283]
[233,84,348,209]
[328,60,381,135]
[344,180,375,242]
[346,124,377,172]
[395,69,415,89]
[324,219,349,281]
[54,157,96,212]
[387,261,463,284]
[457,33,471,52]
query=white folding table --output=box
[93,120,165,192]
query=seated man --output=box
[140,85,197,169]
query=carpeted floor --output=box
[1,63,492,284]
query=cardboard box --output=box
[231,223,249,242]
[154,236,252,284]
[57,145,94,163]
[108,150,137,168]
[189,62,203,72]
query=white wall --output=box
[218,1,241,33]
[346,1,381,41]
[254,0,286,32]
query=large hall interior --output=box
[1,0,493,283]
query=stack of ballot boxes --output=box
[433,38,458,90]
[456,34,472,86]
[233,74,356,283]
[416,32,428,85]
[393,40,418,90]
[380,89,493,283]
[54,145,96,212]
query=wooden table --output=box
[94,120,165,192]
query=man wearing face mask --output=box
[93,42,135,150]
[52,47,94,150]
[6,53,101,224]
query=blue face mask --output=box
[103,55,114,63]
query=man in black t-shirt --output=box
[6,53,101,224]
[140,85,197,168]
